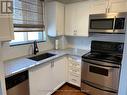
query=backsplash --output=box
[2,37,55,61]
[65,34,125,50]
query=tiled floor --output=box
[52,84,86,95]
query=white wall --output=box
[1,37,55,61]
[65,34,125,50]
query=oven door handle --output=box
[83,60,120,68]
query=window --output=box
[10,0,45,45]
[10,32,46,45]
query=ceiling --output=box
[46,0,88,4]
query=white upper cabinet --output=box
[47,1,64,37]
[0,17,13,41]
[65,1,89,36]
[90,0,108,14]
[65,4,75,36]
[90,0,127,14]
[109,0,127,13]
[0,0,14,42]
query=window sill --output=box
[10,40,46,47]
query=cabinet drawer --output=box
[69,68,81,75]
[69,73,81,86]
[69,62,80,68]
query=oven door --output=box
[81,59,120,91]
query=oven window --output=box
[90,19,114,29]
[89,66,108,76]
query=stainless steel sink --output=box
[28,53,56,61]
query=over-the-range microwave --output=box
[89,12,127,34]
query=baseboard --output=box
[51,82,82,95]
[66,82,81,90]
[50,82,66,95]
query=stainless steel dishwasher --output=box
[5,71,29,95]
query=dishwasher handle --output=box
[5,71,28,90]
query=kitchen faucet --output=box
[33,40,39,55]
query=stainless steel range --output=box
[81,41,124,95]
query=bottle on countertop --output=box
[55,39,59,50]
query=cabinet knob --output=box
[74,30,77,35]
[106,8,110,13]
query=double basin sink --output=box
[28,53,56,61]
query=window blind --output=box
[13,0,45,32]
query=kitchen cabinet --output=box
[29,62,52,95]
[90,0,108,14]
[52,57,67,91]
[109,0,127,13]
[65,1,89,36]
[0,15,14,42]
[67,56,81,87]
[47,1,64,37]
[90,0,127,14]
[29,57,67,95]
[0,0,14,42]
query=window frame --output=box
[10,40,46,46]
[10,0,46,46]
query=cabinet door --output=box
[76,1,89,36]
[109,0,127,12]
[0,16,14,41]
[56,2,64,36]
[47,2,56,37]
[29,62,52,95]
[65,2,89,36]
[47,1,64,37]
[52,57,67,91]
[90,0,108,14]
[65,4,76,36]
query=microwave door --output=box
[114,18,126,33]
[89,18,114,33]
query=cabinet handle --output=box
[106,8,107,13]
[108,8,110,13]
[51,62,54,68]
[106,7,110,13]
[73,30,77,35]
[51,62,52,68]
[72,79,77,82]
[53,61,54,67]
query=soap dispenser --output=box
[55,39,59,50]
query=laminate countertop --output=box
[4,48,89,78]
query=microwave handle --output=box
[113,16,116,32]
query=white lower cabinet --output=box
[29,57,67,95]
[67,56,81,87]
[29,62,52,95]
[52,57,67,91]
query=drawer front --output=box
[69,68,81,75]
[69,62,80,68]
[69,73,81,87]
